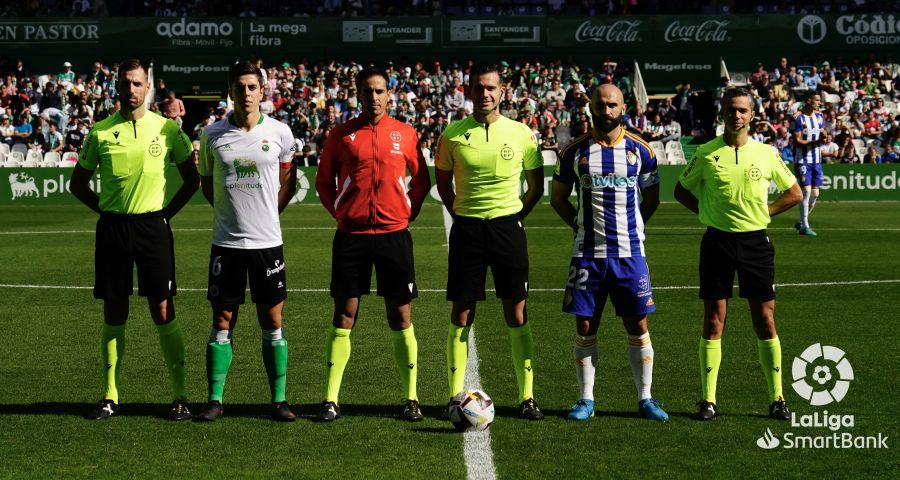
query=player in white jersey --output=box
[792,94,825,236]
[195,61,298,422]
[550,84,668,422]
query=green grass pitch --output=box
[0,201,897,479]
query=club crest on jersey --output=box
[626,149,638,166]
[500,145,514,160]
[349,133,356,142]
[579,156,589,165]
[261,139,270,152]
[390,131,402,143]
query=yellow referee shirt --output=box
[78,111,193,214]
[434,115,542,219]
[678,136,796,232]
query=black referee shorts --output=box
[699,227,776,301]
[94,210,176,300]
[330,229,418,301]
[447,214,529,303]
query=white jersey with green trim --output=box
[199,115,295,249]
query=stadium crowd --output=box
[1,55,899,165]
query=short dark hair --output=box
[229,60,264,87]
[721,87,752,105]
[470,63,500,80]
[118,58,148,77]
[355,67,389,92]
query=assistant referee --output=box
[70,58,199,421]
[674,87,801,421]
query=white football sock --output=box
[628,332,654,401]
[574,334,597,401]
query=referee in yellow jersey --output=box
[674,87,801,421]
[70,58,199,421]
[435,63,545,420]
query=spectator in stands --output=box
[154,78,169,105]
[296,144,317,166]
[161,90,186,126]
[65,119,85,152]
[46,122,64,153]
[773,126,791,152]
[57,61,76,87]
[627,104,648,134]
[862,111,883,142]
[0,114,13,145]
[540,124,558,150]
[544,79,566,104]
[820,132,839,163]
[883,145,899,163]
[644,112,665,142]
[12,111,31,144]
[660,112,682,144]
[862,146,881,164]
[28,122,44,153]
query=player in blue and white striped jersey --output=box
[550,84,668,422]
[792,94,825,236]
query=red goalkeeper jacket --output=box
[315,115,431,234]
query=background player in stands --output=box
[194,61,298,422]
[435,63,545,420]
[792,93,825,236]
[70,58,198,421]
[674,87,801,421]
[550,85,669,422]
[315,67,431,422]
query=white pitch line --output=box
[2,279,899,293]
[439,206,497,480]
[4,226,900,235]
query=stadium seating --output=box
[0,143,9,156]
[59,152,79,167]
[649,141,666,163]
[11,143,28,156]
[25,150,42,165]
[41,152,61,167]
[851,138,865,150]
[6,151,25,166]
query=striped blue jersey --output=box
[792,111,825,165]
[553,129,660,258]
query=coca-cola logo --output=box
[575,20,642,43]
[664,20,730,43]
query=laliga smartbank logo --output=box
[755,344,889,450]
[791,343,853,405]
